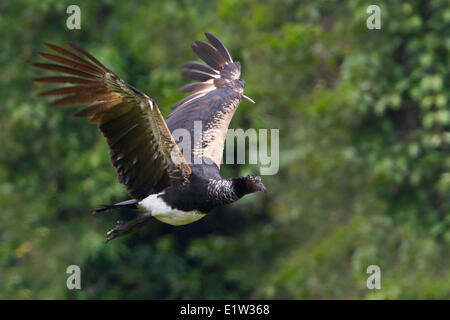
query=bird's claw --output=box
[105,226,122,242]
[105,213,152,243]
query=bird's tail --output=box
[94,199,138,214]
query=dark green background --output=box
[0,0,448,299]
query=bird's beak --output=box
[260,184,267,193]
[242,95,255,103]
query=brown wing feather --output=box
[34,43,191,200]
[167,33,246,169]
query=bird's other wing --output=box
[166,32,253,169]
[34,43,191,200]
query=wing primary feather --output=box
[38,85,105,97]
[181,69,216,82]
[33,63,102,79]
[37,52,103,76]
[33,76,102,85]
[66,42,110,72]
[194,40,226,68]
[44,43,90,65]
[204,32,233,63]
[50,92,114,106]
[183,61,219,75]
[205,32,233,63]
[191,44,221,70]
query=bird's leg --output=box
[105,211,153,242]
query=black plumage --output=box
[34,32,266,241]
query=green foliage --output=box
[0,0,448,299]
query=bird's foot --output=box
[105,213,152,242]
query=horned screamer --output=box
[34,33,266,241]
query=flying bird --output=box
[34,32,266,241]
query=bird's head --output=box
[218,62,254,104]
[238,78,255,104]
[243,174,266,193]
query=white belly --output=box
[138,193,206,226]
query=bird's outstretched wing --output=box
[34,43,191,200]
[166,32,253,169]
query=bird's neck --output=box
[207,178,247,205]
